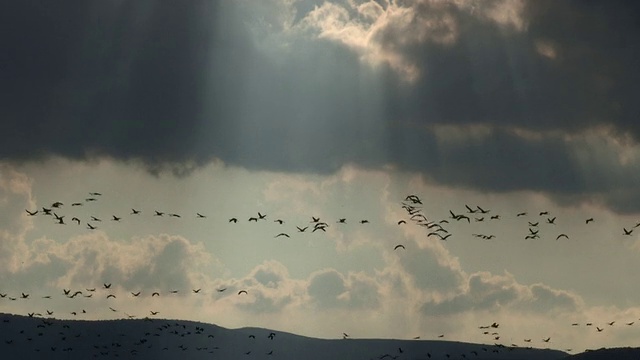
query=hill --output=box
[563,347,640,360]
[0,313,569,359]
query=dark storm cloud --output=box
[382,0,640,133]
[3,1,640,211]
[0,1,242,163]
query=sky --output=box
[1,0,640,354]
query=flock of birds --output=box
[2,191,639,358]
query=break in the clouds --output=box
[3,1,640,211]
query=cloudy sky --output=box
[2,0,640,353]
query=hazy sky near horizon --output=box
[2,0,640,353]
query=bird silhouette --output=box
[297,226,308,232]
[196,213,206,218]
[394,244,405,250]
[131,209,141,215]
[624,228,633,235]
[586,218,594,224]
[428,232,451,240]
[25,209,38,216]
[229,218,238,223]
[556,234,569,240]
[397,220,406,225]
[238,290,248,295]
[275,233,290,238]
[192,289,201,294]
[476,206,489,213]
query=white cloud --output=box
[292,0,527,82]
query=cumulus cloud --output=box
[421,271,582,316]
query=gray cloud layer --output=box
[2,1,640,211]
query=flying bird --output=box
[394,244,405,250]
[397,220,406,225]
[556,234,569,240]
[25,210,38,216]
[238,290,248,295]
[624,228,633,236]
[112,215,121,221]
[428,232,451,240]
[131,209,141,215]
[476,206,490,214]
[229,218,238,223]
[586,218,594,224]
[275,233,290,238]
[196,213,206,218]
[154,211,164,216]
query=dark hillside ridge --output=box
[0,312,569,359]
